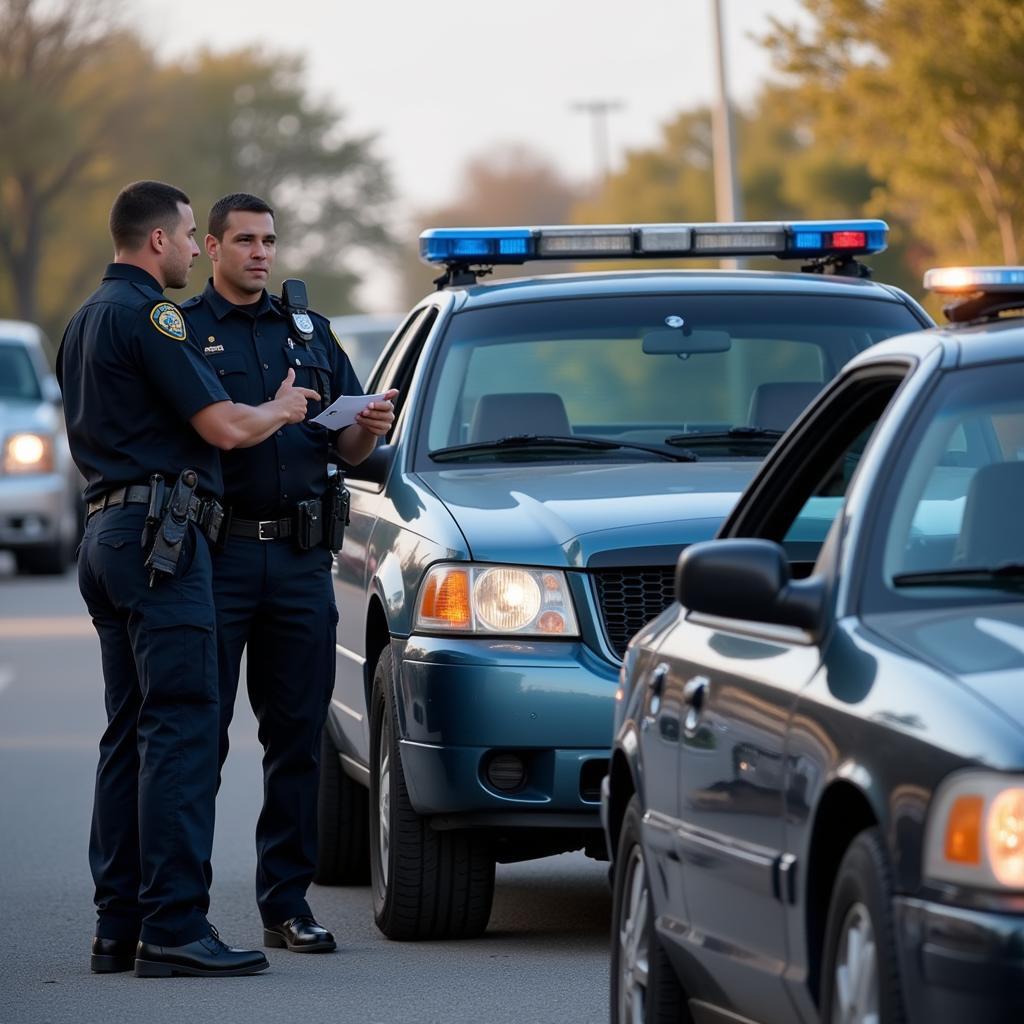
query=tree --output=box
[143,48,394,315]
[0,0,153,337]
[0,0,395,349]
[765,0,1024,269]
[397,145,580,306]
[571,91,916,291]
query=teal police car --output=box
[314,221,933,940]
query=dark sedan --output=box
[603,267,1024,1024]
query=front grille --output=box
[592,566,677,658]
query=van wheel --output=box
[821,828,905,1024]
[313,728,370,885]
[369,644,495,940]
[610,795,689,1024]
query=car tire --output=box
[369,643,495,940]
[610,795,689,1024]
[15,542,68,575]
[820,827,906,1024]
[313,727,370,885]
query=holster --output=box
[295,498,323,551]
[324,474,351,552]
[144,469,197,587]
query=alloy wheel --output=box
[617,844,650,1024]
[831,901,879,1024]
[377,718,391,884]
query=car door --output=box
[664,365,911,1024]
[331,306,437,764]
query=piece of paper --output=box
[310,392,388,429]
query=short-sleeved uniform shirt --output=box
[57,264,229,502]
[182,281,363,518]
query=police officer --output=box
[58,180,320,977]
[183,193,396,953]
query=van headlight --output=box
[924,771,1024,888]
[3,432,54,474]
[414,564,580,637]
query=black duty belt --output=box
[228,515,294,541]
[87,485,225,544]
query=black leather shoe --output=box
[91,936,137,973]
[134,927,269,977]
[263,916,336,953]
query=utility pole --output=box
[710,0,744,268]
[571,99,624,188]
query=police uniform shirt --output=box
[182,281,363,518]
[57,264,229,502]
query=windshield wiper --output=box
[664,426,785,448]
[429,434,698,463]
[892,564,1024,589]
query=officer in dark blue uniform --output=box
[58,180,319,978]
[183,193,396,953]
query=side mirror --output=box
[342,443,396,486]
[42,375,62,406]
[675,539,823,632]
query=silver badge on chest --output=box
[291,312,314,342]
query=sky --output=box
[132,0,808,309]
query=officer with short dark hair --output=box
[183,192,396,953]
[58,179,319,978]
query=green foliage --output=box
[765,0,1024,275]
[0,0,394,350]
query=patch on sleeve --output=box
[150,302,187,340]
[329,327,345,351]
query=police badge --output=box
[281,279,315,343]
[150,302,187,340]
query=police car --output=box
[603,267,1024,1023]
[315,220,933,940]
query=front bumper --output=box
[395,634,618,818]
[0,473,70,549]
[896,896,1024,1021]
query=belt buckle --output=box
[257,520,274,541]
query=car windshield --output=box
[879,361,1024,602]
[418,293,921,464]
[0,342,42,402]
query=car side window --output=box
[370,306,438,443]
[727,370,908,573]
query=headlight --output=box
[924,771,1024,889]
[3,433,54,474]
[414,563,580,637]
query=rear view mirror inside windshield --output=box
[642,328,732,355]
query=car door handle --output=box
[682,677,707,710]
[648,662,669,698]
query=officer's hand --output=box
[275,368,321,423]
[355,388,399,437]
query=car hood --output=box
[0,398,57,435]
[866,604,1024,732]
[413,461,756,567]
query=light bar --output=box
[924,267,1024,294]
[419,220,889,267]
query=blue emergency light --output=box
[419,219,889,267]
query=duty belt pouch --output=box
[295,499,323,551]
[325,479,350,552]
[144,469,197,587]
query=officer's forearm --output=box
[335,424,378,464]
[191,400,291,451]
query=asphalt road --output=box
[0,559,611,1024]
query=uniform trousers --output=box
[208,535,338,926]
[78,505,218,947]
